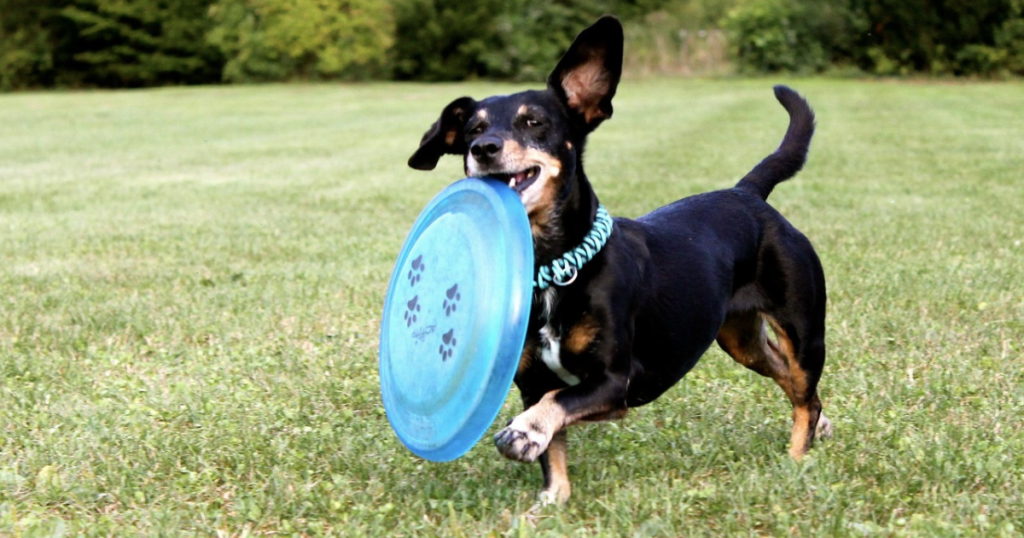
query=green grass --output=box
[1,78,1022,536]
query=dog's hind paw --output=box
[494,422,549,463]
[815,413,833,440]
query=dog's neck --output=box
[532,164,599,269]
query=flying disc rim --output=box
[379,177,533,461]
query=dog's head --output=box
[407,16,623,225]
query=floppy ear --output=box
[547,16,623,130]
[408,97,476,171]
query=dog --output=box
[406,16,831,504]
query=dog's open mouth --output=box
[488,166,541,193]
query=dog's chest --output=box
[538,325,580,386]
[536,288,581,386]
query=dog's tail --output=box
[734,85,815,201]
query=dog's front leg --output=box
[538,430,570,505]
[494,372,628,463]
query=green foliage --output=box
[3,0,1024,89]
[484,0,620,81]
[51,0,222,87]
[723,0,824,73]
[996,17,1024,73]
[391,0,503,81]
[207,0,394,82]
[723,0,864,74]
[392,0,670,82]
[0,0,55,90]
[726,0,1024,76]
[858,0,1016,75]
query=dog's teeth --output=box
[509,178,515,188]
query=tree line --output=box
[1,0,1022,90]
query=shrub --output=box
[995,17,1024,74]
[0,0,56,90]
[390,0,502,81]
[207,0,394,82]
[52,0,223,87]
[723,0,830,73]
[854,0,1023,76]
[483,0,621,81]
[391,0,667,82]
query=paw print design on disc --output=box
[403,295,421,326]
[407,255,425,286]
[443,284,461,316]
[438,329,457,360]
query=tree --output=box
[207,0,394,82]
[52,0,222,87]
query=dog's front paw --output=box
[494,420,550,463]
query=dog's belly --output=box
[625,304,725,407]
[626,338,716,406]
[619,198,760,406]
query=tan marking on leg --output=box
[789,406,811,460]
[766,316,822,458]
[565,314,599,355]
[529,390,569,428]
[720,312,826,459]
[766,316,803,406]
[539,430,571,505]
[717,312,793,400]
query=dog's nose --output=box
[470,136,503,162]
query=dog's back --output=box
[622,86,820,406]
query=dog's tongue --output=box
[513,171,529,186]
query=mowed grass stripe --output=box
[1,79,1022,536]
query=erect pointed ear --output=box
[408,96,477,171]
[547,16,623,130]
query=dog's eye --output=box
[525,118,542,128]
[468,124,485,136]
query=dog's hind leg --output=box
[717,310,791,386]
[764,314,830,458]
[716,310,831,459]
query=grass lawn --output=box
[1,78,1022,536]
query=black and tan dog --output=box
[407,16,831,504]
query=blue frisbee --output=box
[379,178,533,461]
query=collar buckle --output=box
[552,265,578,287]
